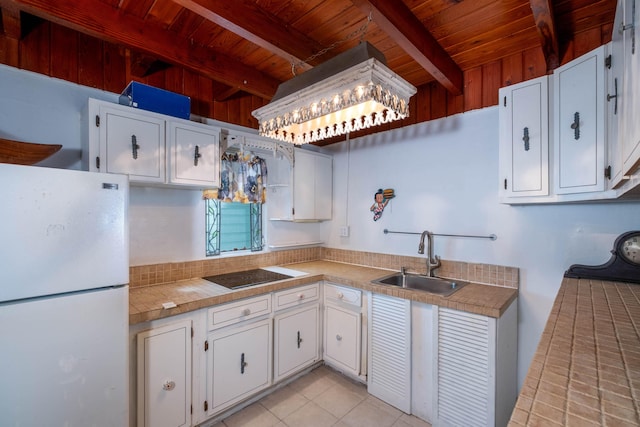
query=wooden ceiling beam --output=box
[1,7,21,38]
[350,0,463,95]
[170,0,326,67]
[5,0,280,98]
[530,0,560,71]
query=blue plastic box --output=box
[119,81,191,120]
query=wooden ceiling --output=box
[0,0,617,139]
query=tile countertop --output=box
[129,260,518,325]
[509,278,640,426]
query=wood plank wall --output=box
[0,19,612,143]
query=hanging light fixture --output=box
[252,42,417,145]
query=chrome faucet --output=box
[418,231,441,277]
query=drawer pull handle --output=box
[162,380,175,391]
[242,308,251,316]
[337,292,344,299]
[240,352,248,374]
[297,331,303,348]
[336,334,342,341]
[298,293,304,299]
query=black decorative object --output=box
[564,231,640,284]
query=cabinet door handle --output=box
[194,145,202,166]
[608,78,618,115]
[162,380,175,391]
[240,352,248,374]
[297,331,303,348]
[336,334,342,341]
[131,135,140,159]
[522,127,530,151]
[570,112,580,140]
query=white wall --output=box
[0,65,118,170]
[321,108,640,388]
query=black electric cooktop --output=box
[203,269,292,290]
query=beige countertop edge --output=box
[129,260,518,325]
[508,277,640,426]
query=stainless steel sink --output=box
[372,272,467,297]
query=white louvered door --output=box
[435,307,496,427]
[368,293,411,413]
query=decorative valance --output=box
[203,152,267,203]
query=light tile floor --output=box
[213,365,432,427]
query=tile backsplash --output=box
[129,247,519,289]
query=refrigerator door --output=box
[0,164,128,301]
[0,286,128,426]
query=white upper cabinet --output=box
[553,45,606,194]
[266,147,333,222]
[607,8,626,188]
[499,37,640,204]
[619,0,640,176]
[96,102,166,183]
[293,148,333,221]
[84,98,220,189]
[499,76,549,199]
[167,121,220,187]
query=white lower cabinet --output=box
[323,283,363,377]
[273,283,321,382]
[136,319,192,427]
[274,304,320,382]
[433,299,518,427]
[367,293,411,413]
[206,318,272,415]
[132,282,517,427]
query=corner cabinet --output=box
[293,149,333,221]
[83,98,220,189]
[136,319,192,427]
[433,301,518,427]
[267,147,333,222]
[498,76,550,199]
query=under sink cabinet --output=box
[368,293,412,413]
[433,301,518,427]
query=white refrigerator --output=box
[0,163,129,426]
